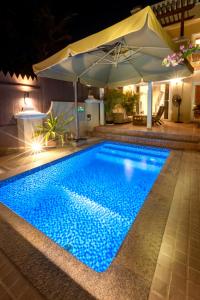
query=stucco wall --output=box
[0,72,99,148]
[170,71,200,122]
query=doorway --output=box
[191,83,200,121]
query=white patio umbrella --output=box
[33,6,192,138]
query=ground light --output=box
[31,140,43,154]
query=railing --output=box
[152,0,198,36]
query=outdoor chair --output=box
[132,105,165,126]
[152,105,165,125]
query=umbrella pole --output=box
[73,79,79,140]
[147,81,152,130]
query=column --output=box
[147,81,152,130]
[99,88,105,125]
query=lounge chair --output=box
[132,105,165,126]
[152,105,165,125]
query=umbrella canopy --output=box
[33,6,192,87]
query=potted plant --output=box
[34,111,74,147]
[104,89,124,124]
[122,91,139,116]
[162,42,200,67]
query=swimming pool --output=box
[0,141,170,272]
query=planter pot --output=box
[46,140,57,148]
[191,52,200,62]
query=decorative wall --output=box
[0,72,98,148]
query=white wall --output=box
[169,71,200,122]
[139,84,165,115]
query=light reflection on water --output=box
[124,158,134,181]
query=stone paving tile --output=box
[1,270,19,289]
[9,277,30,299]
[187,281,200,300]
[19,287,45,300]
[168,285,186,300]
[156,253,173,271]
[148,291,164,300]
[174,250,187,265]
[149,151,200,300]
[150,277,170,299]
[0,249,45,300]
[0,282,13,300]
[188,268,200,285]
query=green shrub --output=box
[34,111,74,146]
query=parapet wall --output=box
[0,72,98,148]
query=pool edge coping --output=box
[0,142,182,300]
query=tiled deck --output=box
[96,121,200,137]
[149,151,200,300]
[94,121,200,150]
[0,249,44,300]
[0,138,199,299]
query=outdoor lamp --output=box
[24,92,29,105]
[23,92,32,107]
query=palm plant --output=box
[104,89,124,123]
[122,91,139,116]
[34,111,74,146]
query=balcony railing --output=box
[152,0,198,36]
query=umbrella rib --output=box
[78,45,117,78]
[90,54,115,64]
[120,48,143,63]
[114,43,122,65]
[127,45,169,50]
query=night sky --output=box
[0,0,159,76]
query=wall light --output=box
[195,38,200,46]
[170,78,182,85]
[23,92,32,107]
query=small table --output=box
[132,114,147,125]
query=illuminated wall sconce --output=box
[170,78,182,85]
[24,92,30,105]
[23,92,32,107]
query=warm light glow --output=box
[124,159,134,181]
[24,97,33,107]
[123,84,135,94]
[31,141,43,153]
[170,78,182,85]
[24,92,33,107]
[195,38,200,46]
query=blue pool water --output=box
[0,141,170,272]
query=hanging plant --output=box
[162,43,200,67]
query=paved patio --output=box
[94,121,200,151]
[96,121,200,137]
[149,151,200,300]
[0,138,199,299]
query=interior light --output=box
[170,78,182,85]
[195,38,200,46]
[123,85,135,94]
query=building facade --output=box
[128,0,200,123]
